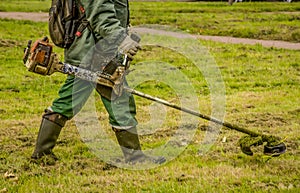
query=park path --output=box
[1,12,299,50]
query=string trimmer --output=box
[22,37,286,157]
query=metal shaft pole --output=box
[123,86,261,137]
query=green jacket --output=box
[64,0,129,71]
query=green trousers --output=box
[50,75,138,128]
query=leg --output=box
[51,75,95,118]
[113,126,166,164]
[31,109,67,159]
[31,76,95,160]
[100,90,165,164]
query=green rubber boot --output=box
[31,118,62,160]
[31,111,67,161]
[114,127,166,164]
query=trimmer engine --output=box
[23,37,62,75]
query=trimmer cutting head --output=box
[238,135,286,156]
[263,142,286,157]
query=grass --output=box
[131,2,300,42]
[0,1,300,41]
[0,1,300,193]
[0,0,50,12]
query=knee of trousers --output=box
[42,109,68,127]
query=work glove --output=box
[118,35,141,60]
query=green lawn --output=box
[1,1,300,41]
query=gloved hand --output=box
[118,35,141,60]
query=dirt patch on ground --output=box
[0,11,299,50]
[133,27,300,50]
[0,12,48,22]
[0,39,22,47]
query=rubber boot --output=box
[31,118,63,160]
[114,127,166,164]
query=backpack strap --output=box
[75,0,96,40]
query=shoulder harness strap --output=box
[74,0,96,40]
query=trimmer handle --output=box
[122,33,141,68]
